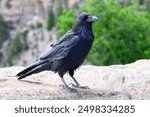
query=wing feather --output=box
[38,31,78,62]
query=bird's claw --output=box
[78,86,90,89]
[69,83,90,89]
[67,87,78,93]
[59,84,65,88]
[59,84,78,93]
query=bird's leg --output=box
[59,76,77,93]
[69,76,89,89]
[69,70,89,89]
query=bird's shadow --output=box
[19,80,41,85]
[18,79,57,87]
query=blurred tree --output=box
[47,7,55,31]
[56,0,150,65]
[0,15,10,47]
[56,10,75,37]
[6,31,28,66]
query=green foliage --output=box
[56,10,75,37]
[6,31,28,66]
[47,8,55,31]
[56,0,150,66]
[82,0,150,65]
[0,15,10,47]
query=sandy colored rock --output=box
[0,59,150,100]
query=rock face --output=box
[0,59,150,100]
[0,0,82,67]
[0,0,80,22]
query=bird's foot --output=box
[66,87,78,93]
[59,84,65,88]
[69,83,90,89]
[59,84,78,93]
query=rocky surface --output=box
[0,59,150,100]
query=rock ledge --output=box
[0,59,150,100]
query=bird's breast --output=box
[69,37,93,61]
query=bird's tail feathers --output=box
[16,60,51,79]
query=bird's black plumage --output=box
[16,12,99,92]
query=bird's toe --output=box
[77,86,90,89]
[69,83,90,89]
[59,84,78,93]
[67,87,78,93]
[59,84,65,88]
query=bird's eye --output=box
[84,15,88,20]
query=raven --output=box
[16,12,99,92]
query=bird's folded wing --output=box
[38,33,79,61]
[51,30,74,47]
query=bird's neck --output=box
[72,22,94,39]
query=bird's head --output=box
[76,12,99,24]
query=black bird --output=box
[16,12,99,92]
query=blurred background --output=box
[0,0,150,67]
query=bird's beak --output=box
[86,15,99,22]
